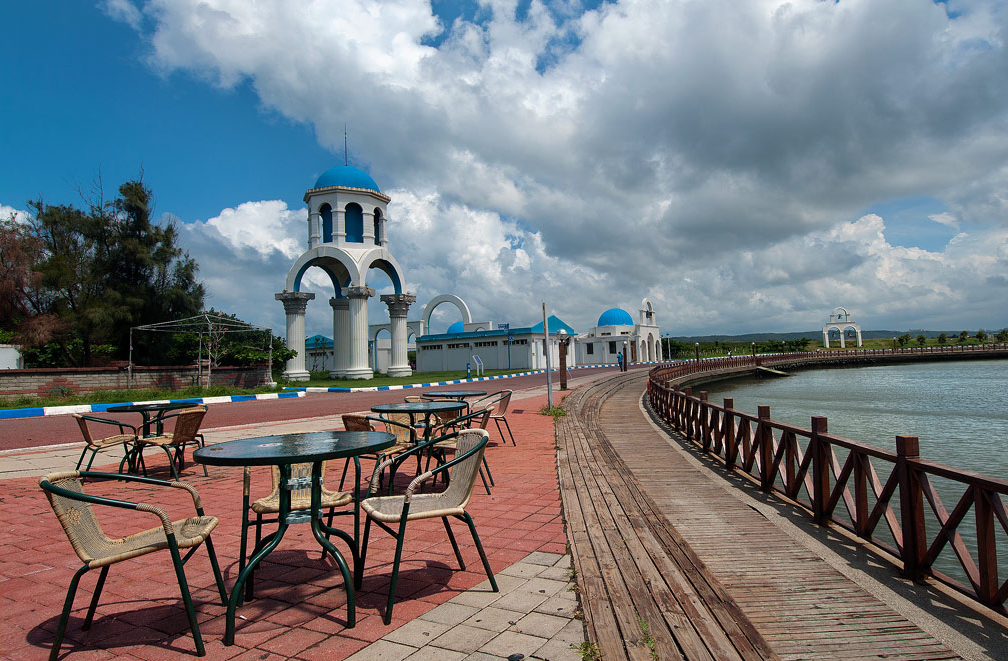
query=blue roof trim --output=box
[0,391,307,420]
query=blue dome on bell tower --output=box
[313,166,381,193]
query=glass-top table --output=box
[194,430,395,644]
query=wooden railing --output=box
[647,344,1008,614]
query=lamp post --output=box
[695,342,700,363]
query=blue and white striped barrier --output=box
[0,390,306,420]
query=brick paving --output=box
[0,391,585,661]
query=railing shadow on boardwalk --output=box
[639,391,1008,661]
[647,345,1008,618]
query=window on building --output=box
[609,341,617,354]
[373,209,381,245]
[474,341,497,347]
[511,338,528,345]
[320,204,333,243]
[448,342,469,349]
[345,203,364,242]
[421,344,443,351]
[586,343,594,355]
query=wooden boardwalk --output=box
[557,372,967,661]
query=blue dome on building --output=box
[447,321,465,334]
[313,166,381,193]
[597,308,633,327]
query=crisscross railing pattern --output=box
[647,347,1008,614]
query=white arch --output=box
[422,294,472,331]
[284,246,362,292]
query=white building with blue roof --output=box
[574,298,662,365]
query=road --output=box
[0,367,621,451]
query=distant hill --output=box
[672,330,968,343]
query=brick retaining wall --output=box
[0,364,269,401]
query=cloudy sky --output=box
[3,0,1007,338]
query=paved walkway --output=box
[0,374,615,661]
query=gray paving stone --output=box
[430,623,499,653]
[553,618,587,645]
[519,576,568,599]
[385,618,453,647]
[511,612,569,638]
[523,551,563,566]
[470,572,526,595]
[498,561,547,579]
[418,602,481,626]
[479,630,548,658]
[462,606,524,632]
[533,637,585,661]
[534,592,579,619]
[535,562,571,581]
[344,639,416,661]
[491,587,550,613]
[450,585,506,609]
[403,646,469,661]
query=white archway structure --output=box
[276,166,416,380]
[822,306,863,348]
[422,294,472,332]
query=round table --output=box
[421,390,488,401]
[194,430,395,644]
[370,400,466,440]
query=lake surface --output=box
[700,359,1008,480]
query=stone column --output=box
[341,285,374,379]
[329,297,350,378]
[381,293,416,377]
[275,291,315,381]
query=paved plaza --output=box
[0,387,588,661]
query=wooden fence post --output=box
[811,416,829,523]
[975,486,997,606]
[896,435,926,581]
[700,391,710,451]
[758,405,772,492]
[724,398,735,470]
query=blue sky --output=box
[3,0,1007,338]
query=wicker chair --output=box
[427,408,495,494]
[360,429,498,624]
[239,460,353,594]
[39,471,227,660]
[341,413,422,492]
[132,406,209,479]
[72,414,138,473]
[482,390,516,446]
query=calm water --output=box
[701,359,1008,480]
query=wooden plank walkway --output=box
[557,372,965,661]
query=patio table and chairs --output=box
[130,405,210,478]
[193,429,395,645]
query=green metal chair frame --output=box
[426,408,495,494]
[359,429,498,624]
[72,414,139,473]
[472,389,516,445]
[338,413,419,491]
[39,471,227,660]
[129,406,209,479]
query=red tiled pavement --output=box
[0,393,566,661]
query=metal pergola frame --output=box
[129,313,273,388]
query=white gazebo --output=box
[822,307,863,348]
[276,165,415,380]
